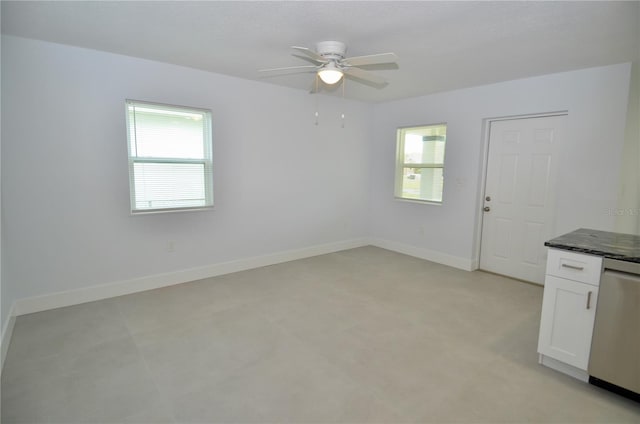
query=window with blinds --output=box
[394,124,447,203]
[126,100,213,214]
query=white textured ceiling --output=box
[2,1,639,102]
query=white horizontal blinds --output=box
[127,100,213,213]
[133,163,207,209]
[131,105,205,158]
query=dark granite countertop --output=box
[545,228,640,263]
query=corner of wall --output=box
[614,61,640,234]
[0,24,7,375]
[1,303,16,374]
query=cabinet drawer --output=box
[546,248,602,286]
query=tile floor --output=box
[2,246,639,423]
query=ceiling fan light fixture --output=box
[259,41,397,89]
[318,65,343,85]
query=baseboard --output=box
[370,238,475,271]
[1,304,16,373]
[469,258,480,271]
[12,238,369,317]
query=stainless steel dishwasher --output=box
[588,258,640,402]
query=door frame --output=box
[472,111,568,272]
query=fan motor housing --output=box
[316,41,346,60]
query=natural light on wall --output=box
[126,100,213,214]
[394,124,447,203]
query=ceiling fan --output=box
[259,41,398,87]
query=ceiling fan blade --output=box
[291,46,327,63]
[343,67,387,85]
[258,65,318,73]
[342,52,398,67]
[292,53,324,65]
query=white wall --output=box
[0,35,371,330]
[369,63,632,268]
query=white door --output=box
[480,115,566,284]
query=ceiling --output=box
[2,1,639,103]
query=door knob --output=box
[483,206,491,212]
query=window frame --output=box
[394,123,447,204]
[125,99,214,215]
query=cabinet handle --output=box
[586,291,592,310]
[561,263,584,271]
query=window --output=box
[395,124,446,203]
[126,100,213,214]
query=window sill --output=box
[394,197,442,206]
[130,205,214,216]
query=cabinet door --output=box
[537,275,598,370]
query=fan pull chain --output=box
[341,77,346,128]
[314,75,320,126]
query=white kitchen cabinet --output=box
[538,275,598,369]
[537,248,602,381]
